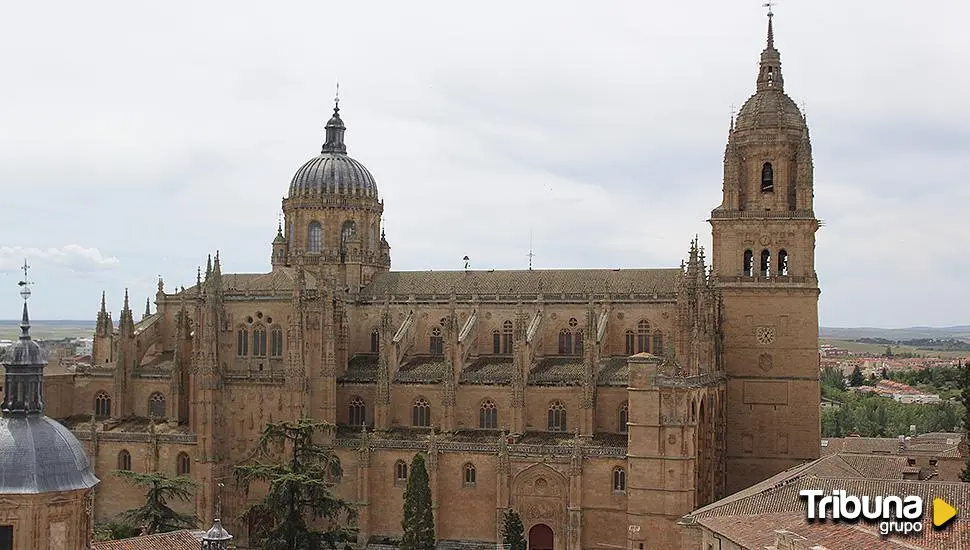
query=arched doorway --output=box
[528,523,554,550]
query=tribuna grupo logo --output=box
[799,489,942,535]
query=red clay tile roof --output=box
[92,530,203,550]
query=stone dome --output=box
[289,153,379,199]
[0,415,98,494]
[734,89,804,132]
[287,104,379,200]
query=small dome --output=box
[0,416,99,494]
[734,90,804,132]
[289,153,379,199]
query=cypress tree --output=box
[501,509,527,550]
[401,453,436,550]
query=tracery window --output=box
[637,320,651,353]
[463,463,477,486]
[625,330,635,355]
[237,327,249,357]
[148,392,166,419]
[371,329,380,353]
[619,402,629,434]
[94,391,111,418]
[480,399,498,429]
[412,398,431,428]
[613,467,626,492]
[270,327,284,357]
[177,452,191,475]
[307,221,322,253]
[252,325,267,357]
[395,460,408,483]
[430,327,443,355]
[558,318,583,355]
[547,401,567,432]
[118,450,132,471]
[349,396,366,427]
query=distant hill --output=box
[820,326,970,342]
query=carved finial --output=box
[764,2,775,49]
[157,276,164,293]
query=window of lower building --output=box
[0,526,11,550]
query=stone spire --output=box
[119,288,135,336]
[756,8,784,92]
[321,88,347,154]
[96,290,112,335]
[143,297,151,320]
[2,260,47,415]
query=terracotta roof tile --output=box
[529,357,585,386]
[460,357,515,385]
[92,530,203,550]
[395,356,449,384]
[360,268,681,298]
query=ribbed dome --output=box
[734,90,804,132]
[289,153,379,199]
[0,416,99,494]
[287,103,379,200]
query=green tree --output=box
[401,453,435,550]
[114,470,198,535]
[850,365,864,387]
[961,361,970,482]
[234,418,357,550]
[501,509,527,550]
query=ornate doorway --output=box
[528,523,554,550]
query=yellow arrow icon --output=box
[933,498,958,528]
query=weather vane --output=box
[18,259,31,301]
[763,1,775,16]
[335,80,340,109]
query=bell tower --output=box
[709,8,821,493]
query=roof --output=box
[684,453,970,549]
[178,267,318,296]
[0,415,99,493]
[821,434,964,459]
[92,529,204,550]
[360,268,681,298]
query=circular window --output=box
[246,316,254,324]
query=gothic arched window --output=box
[394,460,408,483]
[252,325,267,357]
[619,402,629,434]
[94,391,111,418]
[743,250,754,277]
[778,249,789,276]
[653,331,665,356]
[177,452,191,476]
[148,392,166,419]
[637,320,651,353]
[761,162,774,192]
[237,327,249,357]
[613,467,627,492]
[463,463,477,486]
[547,401,567,432]
[492,330,502,354]
[502,320,513,354]
[270,327,284,357]
[760,249,771,277]
[558,328,572,355]
[118,450,132,471]
[625,330,635,355]
[307,221,323,253]
[480,399,498,429]
[429,327,443,355]
[371,329,380,353]
[412,398,431,428]
[349,396,366,427]
[340,220,357,248]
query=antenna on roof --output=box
[527,231,535,271]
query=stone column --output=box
[356,430,372,547]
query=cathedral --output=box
[60,11,820,550]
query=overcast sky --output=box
[0,1,967,328]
